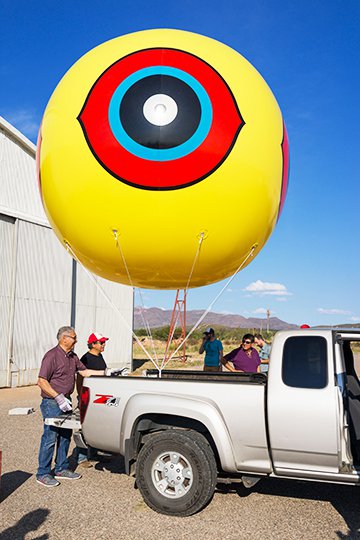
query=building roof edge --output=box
[0,116,36,157]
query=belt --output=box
[43,394,71,400]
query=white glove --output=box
[55,393,72,412]
[105,367,129,377]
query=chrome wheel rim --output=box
[151,451,193,499]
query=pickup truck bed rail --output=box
[145,369,267,383]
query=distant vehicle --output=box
[48,328,360,516]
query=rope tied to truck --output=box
[159,244,257,372]
[65,239,257,376]
[162,232,205,362]
[113,229,159,366]
[65,242,161,370]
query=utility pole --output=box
[266,308,270,334]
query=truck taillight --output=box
[80,386,90,423]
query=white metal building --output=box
[0,116,133,388]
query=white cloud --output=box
[317,308,352,316]
[243,280,292,297]
[4,109,39,139]
[349,316,360,322]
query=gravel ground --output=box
[1,386,360,540]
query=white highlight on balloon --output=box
[143,94,178,126]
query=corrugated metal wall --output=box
[75,265,133,368]
[0,117,133,387]
[0,119,46,223]
[0,214,16,387]
[11,221,73,386]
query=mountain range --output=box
[134,307,298,331]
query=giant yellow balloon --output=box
[37,29,289,289]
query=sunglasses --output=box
[64,334,77,341]
[243,340,252,344]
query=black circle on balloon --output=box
[119,75,201,149]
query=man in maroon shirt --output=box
[36,326,120,487]
[222,333,261,373]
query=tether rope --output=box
[66,238,257,378]
[163,309,180,361]
[162,232,205,365]
[65,242,160,371]
[113,230,159,366]
[160,245,257,372]
[185,232,205,293]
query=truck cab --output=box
[267,329,360,482]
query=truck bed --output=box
[82,372,270,473]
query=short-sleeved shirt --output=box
[259,342,271,360]
[80,351,107,371]
[38,345,86,397]
[259,343,271,373]
[204,339,223,367]
[223,346,260,372]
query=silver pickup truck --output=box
[51,328,360,516]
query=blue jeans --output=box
[37,398,72,477]
[75,445,97,463]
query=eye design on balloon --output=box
[78,48,244,190]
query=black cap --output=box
[203,327,215,335]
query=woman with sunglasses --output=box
[222,333,261,373]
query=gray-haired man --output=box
[36,326,121,487]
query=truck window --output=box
[282,336,328,389]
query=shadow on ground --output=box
[94,454,126,474]
[0,470,32,503]
[0,508,49,540]
[216,478,360,539]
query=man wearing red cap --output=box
[81,333,109,371]
[75,333,110,467]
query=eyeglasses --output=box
[243,340,252,344]
[64,334,77,341]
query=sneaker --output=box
[54,470,82,480]
[78,460,93,468]
[36,474,60,487]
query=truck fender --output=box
[121,393,236,471]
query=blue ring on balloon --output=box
[108,66,212,161]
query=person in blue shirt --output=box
[199,327,223,372]
[254,334,271,373]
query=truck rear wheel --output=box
[136,429,217,516]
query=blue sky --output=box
[1,1,359,326]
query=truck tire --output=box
[136,429,217,516]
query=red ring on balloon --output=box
[78,48,244,190]
[277,122,289,219]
